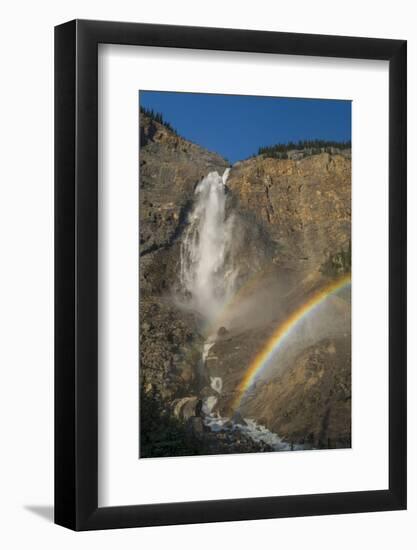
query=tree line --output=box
[258,139,351,159]
[140,105,179,136]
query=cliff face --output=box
[139,115,351,456]
[140,115,228,259]
[227,153,351,273]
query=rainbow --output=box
[232,273,351,410]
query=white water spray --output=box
[180,169,237,321]
[210,376,223,393]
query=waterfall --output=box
[178,168,301,452]
[180,169,237,322]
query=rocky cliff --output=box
[228,152,351,273]
[139,112,351,457]
[140,114,228,259]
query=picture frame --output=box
[55,19,407,531]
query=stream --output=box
[200,336,303,452]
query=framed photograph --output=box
[55,20,406,530]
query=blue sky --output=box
[140,91,351,164]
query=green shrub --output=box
[140,386,205,458]
[321,242,351,276]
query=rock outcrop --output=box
[227,152,351,274]
[240,337,351,448]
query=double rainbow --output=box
[232,273,351,410]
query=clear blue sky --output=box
[140,91,351,164]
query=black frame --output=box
[55,19,407,531]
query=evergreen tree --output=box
[258,139,351,158]
[140,105,179,136]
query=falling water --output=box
[179,168,301,452]
[210,377,223,393]
[180,169,237,321]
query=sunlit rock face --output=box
[226,152,351,274]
